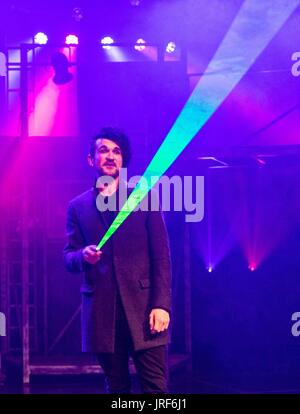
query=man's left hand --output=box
[149,309,170,334]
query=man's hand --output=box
[149,308,170,334]
[82,245,102,264]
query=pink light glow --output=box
[29,48,78,136]
[34,32,48,45]
[137,45,157,61]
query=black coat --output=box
[63,185,172,353]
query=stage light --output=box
[65,34,79,45]
[51,52,73,85]
[72,7,83,22]
[130,0,141,5]
[248,263,257,272]
[34,32,48,45]
[208,266,213,273]
[134,38,146,51]
[101,36,114,50]
[166,42,176,54]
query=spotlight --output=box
[72,7,83,22]
[51,52,73,85]
[207,266,213,273]
[134,38,146,51]
[34,32,48,45]
[166,41,176,54]
[65,34,79,45]
[101,36,114,50]
[248,263,257,272]
[130,0,141,5]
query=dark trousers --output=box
[97,301,168,394]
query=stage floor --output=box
[1,370,300,394]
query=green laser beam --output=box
[97,0,300,250]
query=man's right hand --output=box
[82,245,102,264]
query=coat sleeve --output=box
[63,202,88,273]
[146,193,172,314]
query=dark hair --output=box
[90,127,131,167]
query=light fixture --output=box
[72,7,83,22]
[101,36,114,50]
[51,52,73,85]
[34,32,48,45]
[134,38,146,51]
[65,34,79,45]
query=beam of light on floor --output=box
[97,0,300,250]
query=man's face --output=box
[90,138,123,178]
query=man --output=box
[63,127,172,393]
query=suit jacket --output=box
[63,184,172,353]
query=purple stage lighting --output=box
[134,38,146,51]
[101,36,114,50]
[65,35,79,45]
[166,41,176,53]
[34,32,48,45]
